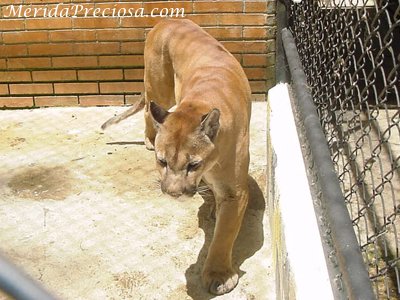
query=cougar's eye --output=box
[187,161,201,172]
[157,158,167,168]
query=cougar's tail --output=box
[101,94,145,130]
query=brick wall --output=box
[0,0,276,108]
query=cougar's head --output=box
[149,102,220,198]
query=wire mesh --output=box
[287,0,400,299]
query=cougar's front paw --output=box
[202,267,239,295]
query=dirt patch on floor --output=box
[8,165,76,200]
[113,271,150,299]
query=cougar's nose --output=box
[167,191,183,198]
[161,184,183,198]
[160,173,185,198]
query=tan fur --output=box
[101,94,145,130]
[102,19,251,295]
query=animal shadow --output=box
[185,176,266,299]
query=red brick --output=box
[99,82,144,94]
[244,68,266,80]
[186,15,218,26]
[79,95,124,106]
[0,0,23,11]
[218,14,266,26]
[125,94,143,104]
[68,3,96,17]
[1,0,22,4]
[120,42,145,54]
[0,45,28,57]
[0,1,274,107]
[54,82,98,94]
[194,1,242,13]
[35,96,79,107]
[94,2,142,15]
[99,55,144,67]
[28,43,74,56]
[0,84,9,95]
[2,31,48,44]
[222,41,267,54]
[2,4,41,18]
[96,28,145,41]
[7,57,52,69]
[124,69,144,80]
[243,54,268,67]
[249,81,266,93]
[243,27,267,39]
[0,97,34,108]
[0,71,31,82]
[42,3,95,17]
[20,0,65,3]
[0,19,24,31]
[26,18,72,29]
[49,30,97,42]
[10,83,53,95]
[73,42,120,55]
[73,17,119,29]
[245,2,268,13]
[52,56,98,68]
[204,27,242,40]
[32,70,77,82]
[120,16,161,28]
[143,2,192,14]
[78,69,123,81]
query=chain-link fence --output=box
[286,0,399,299]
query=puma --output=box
[102,19,251,295]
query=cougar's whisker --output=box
[153,178,161,188]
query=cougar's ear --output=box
[200,108,220,141]
[149,101,170,128]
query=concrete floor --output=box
[0,103,273,300]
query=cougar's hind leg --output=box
[144,90,157,151]
[144,49,176,151]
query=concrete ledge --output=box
[267,83,334,300]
